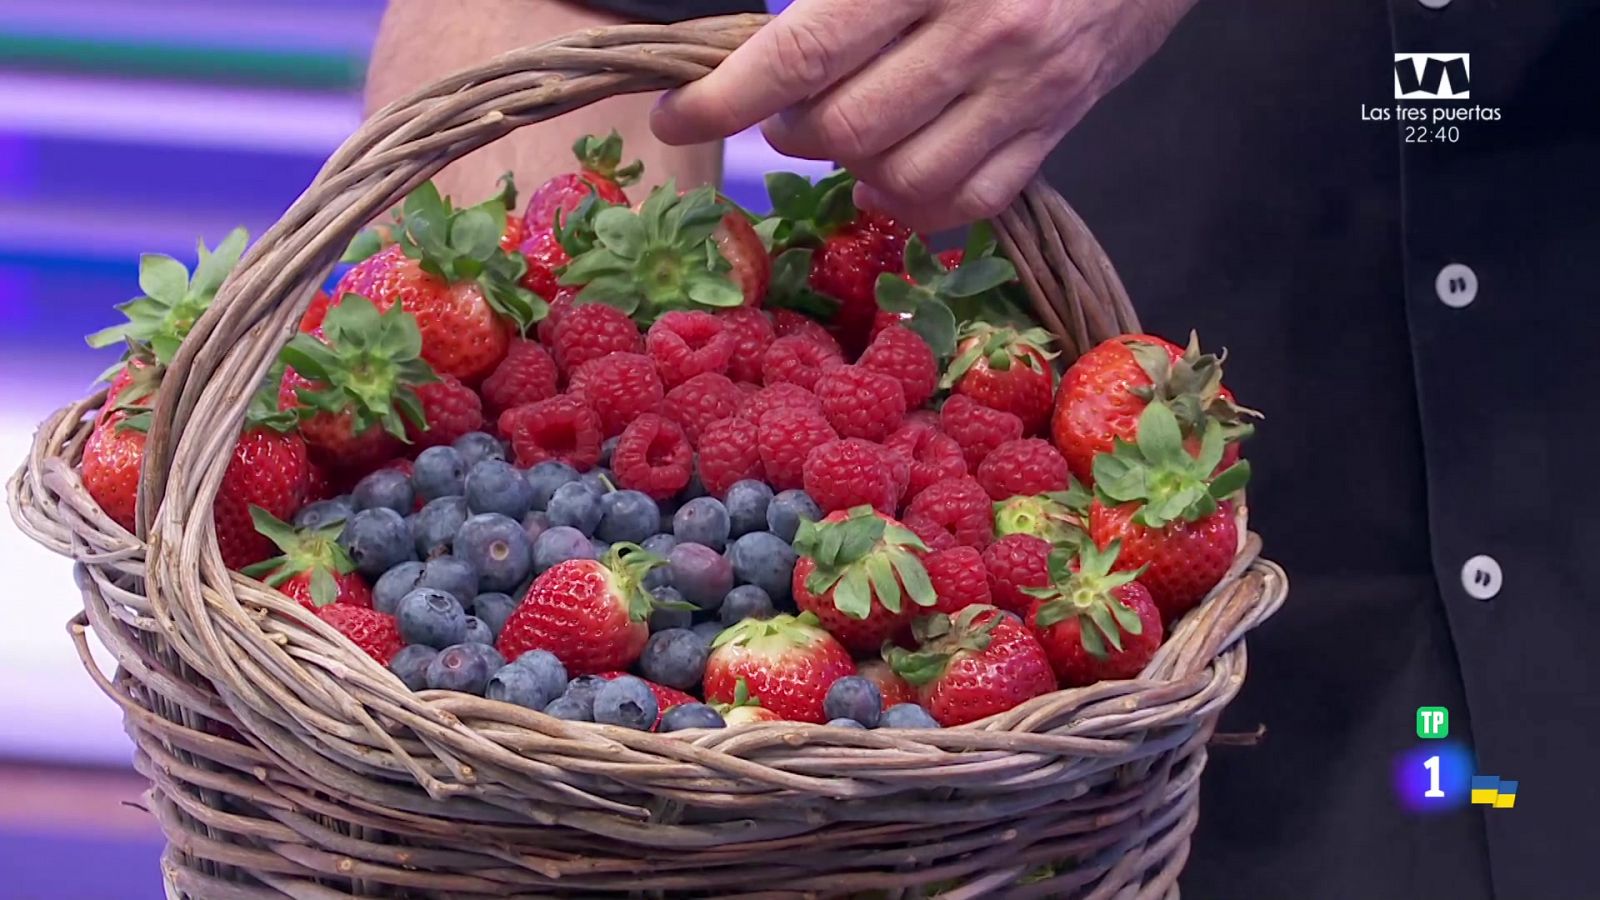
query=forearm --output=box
[368,0,725,205]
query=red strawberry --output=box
[982,534,1053,616]
[859,325,939,410]
[646,310,733,388]
[497,544,669,675]
[517,227,570,301]
[884,423,967,503]
[942,395,1024,473]
[549,301,643,375]
[213,424,312,570]
[521,131,639,233]
[814,366,906,442]
[904,477,993,551]
[704,613,856,723]
[756,406,837,491]
[405,373,483,449]
[975,438,1071,502]
[662,372,744,447]
[300,290,333,333]
[803,439,898,515]
[696,416,763,498]
[855,659,916,708]
[718,306,776,382]
[944,325,1058,435]
[1090,503,1238,624]
[498,395,604,470]
[1027,541,1163,686]
[243,508,372,610]
[315,604,402,664]
[568,352,664,438]
[923,545,991,616]
[81,416,147,532]
[595,671,695,730]
[792,507,938,654]
[480,338,559,418]
[712,210,771,309]
[611,414,693,500]
[992,491,1088,548]
[888,605,1057,727]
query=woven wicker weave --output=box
[8,14,1285,899]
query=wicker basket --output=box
[8,14,1285,899]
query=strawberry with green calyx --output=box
[943,323,1059,435]
[86,228,250,367]
[523,130,642,233]
[81,408,149,532]
[709,677,785,725]
[792,506,939,654]
[241,507,371,611]
[886,604,1057,727]
[705,613,855,723]
[993,490,1088,548]
[1025,540,1162,686]
[874,235,1019,357]
[1089,402,1249,622]
[212,372,313,570]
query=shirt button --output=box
[1435,263,1478,308]
[1461,555,1502,601]
[1418,0,1452,9]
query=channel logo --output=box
[1395,54,1471,100]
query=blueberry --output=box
[397,588,468,648]
[542,694,592,721]
[454,513,533,593]
[729,532,798,604]
[388,644,437,691]
[471,592,518,637]
[466,459,535,519]
[413,446,467,501]
[638,628,711,690]
[668,543,734,611]
[692,621,724,643]
[649,586,693,632]
[673,497,731,552]
[294,497,355,531]
[412,496,469,557]
[547,481,603,535]
[486,650,567,710]
[453,431,506,468]
[425,643,504,694]
[556,674,609,719]
[522,511,550,545]
[590,539,611,559]
[352,467,414,514]
[416,556,478,607]
[593,675,658,730]
[374,561,426,614]
[823,676,883,728]
[596,490,660,544]
[720,584,775,626]
[339,508,416,578]
[724,481,774,538]
[525,461,579,511]
[881,703,940,729]
[462,616,494,645]
[532,525,596,574]
[581,467,615,494]
[826,717,866,729]
[659,703,726,732]
[599,435,621,468]
[767,490,821,543]
[642,533,678,556]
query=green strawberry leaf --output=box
[865,553,902,614]
[942,257,1015,297]
[834,567,874,620]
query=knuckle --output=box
[957,177,1014,221]
[878,155,934,204]
[814,101,876,159]
[770,19,838,86]
[987,0,1038,45]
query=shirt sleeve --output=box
[577,0,766,23]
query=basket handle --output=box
[133,13,1139,538]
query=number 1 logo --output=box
[1424,755,1445,798]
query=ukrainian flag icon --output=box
[1495,782,1518,809]
[1471,776,1518,808]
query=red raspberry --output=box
[612,414,693,500]
[942,394,1024,472]
[859,325,938,409]
[757,407,838,491]
[551,302,642,374]
[923,545,992,615]
[903,513,959,552]
[499,395,603,470]
[879,440,911,504]
[884,422,968,501]
[406,374,484,449]
[480,338,559,418]
[762,335,843,392]
[905,476,994,551]
[568,352,664,438]
[870,309,910,343]
[814,366,906,442]
[982,533,1052,616]
[696,416,764,498]
[740,382,820,423]
[663,372,744,447]
[771,309,843,357]
[719,306,776,382]
[905,409,941,429]
[315,604,402,665]
[536,289,576,346]
[646,311,734,388]
[803,438,898,514]
[976,438,1072,501]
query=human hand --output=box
[652,0,1196,232]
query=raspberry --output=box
[976,438,1072,501]
[859,325,938,409]
[814,366,906,442]
[771,309,843,357]
[757,407,837,491]
[803,438,898,514]
[762,335,844,391]
[905,409,942,429]
[646,311,734,388]
[905,476,993,550]
[870,309,910,343]
[315,604,402,665]
[942,395,1024,472]
[879,440,911,504]
[740,382,821,423]
[568,352,664,438]
[663,372,744,446]
[499,394,603,470]
[406,374,484,449]
[612,413,693,500]
[480,338,559,417]
[884,423,968,502]
[536,289,576,346]
[923,545,991,615]
[719,306,776,382]
[982,533,1052,616]
[903,513,959,552]
[696,416,763,498]
[551,302,642,374]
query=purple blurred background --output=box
[0,1,809,894]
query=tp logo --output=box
[1395,54,1471,100]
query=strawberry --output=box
[943,324,1058,435]
[213,420,312,571]
[521,131,640,233]
[242,508,372,611]
[496,544,675,676]
[992,487,1089,548]
[315,604,402,665]
[704,613,855,723]
[887,605,1057,727]
[712,678,786,725]
[791,507,938,654]
[1026,540,1162,686]
[1087,402,1250,622]
[1052,332,1257,485]
[86,228,249,368]
[81,414,147,533]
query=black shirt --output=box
[589,2,1600,897]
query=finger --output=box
[856,125,1066,233]
[652,0,929,146]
